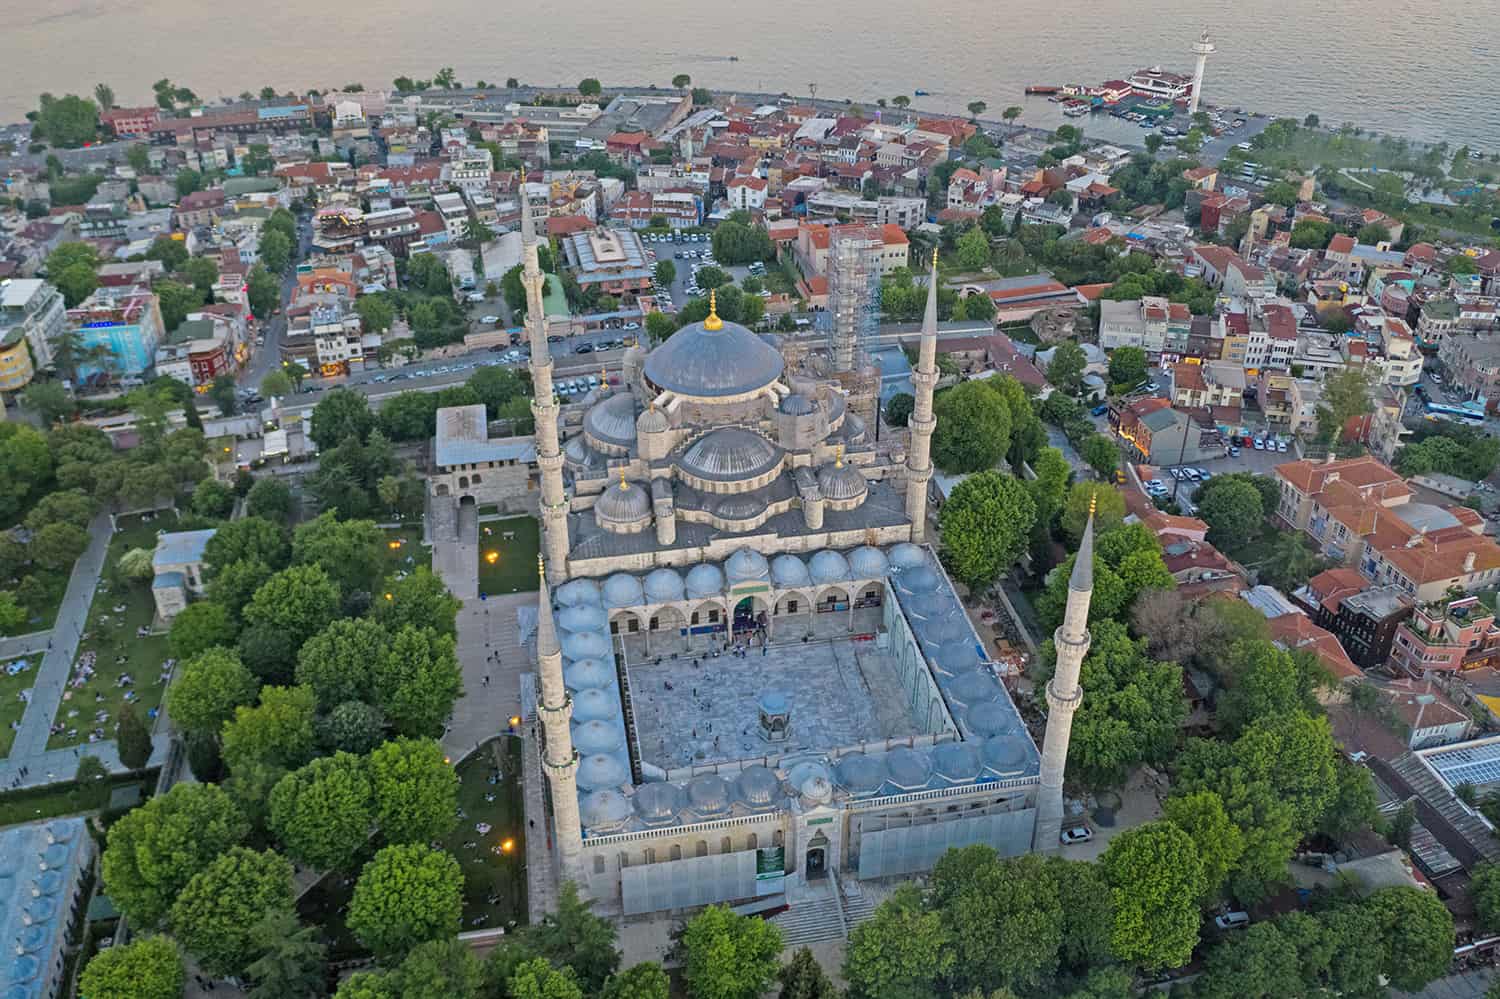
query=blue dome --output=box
[685,563,724,598]
[634,781,685,824]
[559,604,608,633]
[603,573,645,608]
[836,753,885,793]
[572,688,618,722]
[581,788,632,829]
[577,753,630,791]
[933,742,983,782]
[556,578,603,607]
[564,658,615,691]
[884,747,934,790]
[889,543,927,569]
[726,548,770,583]
[644,316,785,398]
[848,546,889,578]
[809,549,851,584]
[643,567,685,602]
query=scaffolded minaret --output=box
[536,555,584,884]
[905,249,940,541]
[521,172,571,583]
[1033,497,1095,852]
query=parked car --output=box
[480,315,500,325]
[1228,446,1241,457]
[1059,825,1094,845]
[623,322,640,330]
[1253,438,1265,450]
[1214,911,1251,931]
[1277,440,1289,452]
[575,343,594,354]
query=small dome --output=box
[889,543,927,569]
[733,766,782,808]
[931,641,982,676]
[725,548,770,584]
[577,753,630,791]
[844,411,868,441]
[800,774,833,804]
[847,546,889,579]
[636,404,669,434]
[564,658,615,691]
[584,392,638,447]
[982,735,1029,776]
[561,630,611,661]
[836,753,886,794]
[896,564,941,595]
[759,691,789,714]
[581,788,632,830]
[771,554,811,587]
[966,701,1018,738]
[901,592,947,620]
[780,393,816,416]
[633,781,685,824]
[572,688,618,722]
[918,613,970,647]
[716,493,767,521]
[885,747,934,791]
[559,603,608,633]
[685,563,724,598]
[946,670,999,706]
[556,578,603,607]
[686,774,732,817]
[595,479,652,528]
[643,567,685,602]
[817,461,867,502]
[809,549,851,584]
[574,719,624,755]
[932,742,983,782]
[678,428,783,482]
[602,572,646,608]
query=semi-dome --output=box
[918,613,971,647]
[595,478,651,530]
[564,657,615,691]
[836,753,885,793]
[733,766,782,808]
[574,719,624,755]
[571,688,618,722]
[716,494,767,521]
[561,630,611,661]
[847,546,889,578]
[780,393,816,416]
[725,548,770,584]
[686,774,732,817]
[633,781,685,824]
[636,404,669,434]
[889,543,927,569]
[770,554,811,587]
[685,563,724,598]
[885,747,934,791]
[643,308,785,398]
[556,578,602,607]
[931,640,982,675]
[817,460,867,502]
[559,603,608,633]
[643,567,685,603]
[581,788,632,830]
[577,753,630,791]
[932,742,983,782]
[602,572,645,608]
[844,411,867,440]
[584,392,638,447]
[809,549,851,584]
[678,428,783,482]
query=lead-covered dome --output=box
[643,567,685,603]
[636,404,669,435]
[678,428,783,482]
[644,312,785,398]
[848,546,889,579]
[770,554,811,587]
[809,549,851,584]
[595,479,651,532]
[559,603,608,633]
[817,461,867,502]
[633,781,685,825]
[780,393,816,416]
[577,753,630,791]
[686,774,732,817]
[889,543,927,570]
[583,392,637,448]
[685,563,724,598]
[733,766,782,808]
[602,572,645,608]
[726,548,770,584]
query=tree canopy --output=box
[938,471,1036,592]
[170,846,295,976]
[680,905,784,999]
[348,843,464,958]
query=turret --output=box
[523,171,570,580]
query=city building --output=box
[1294,567,1410,670]
[1389,593,1500,676]
[1115,397,1224,465]
[0,278,67,371]
[560,228,653,299]
[0,818,96,999]
[64,286,165,382]
[153,317,236,387]
[151,528,216,622]
[429,404,538,512]
[1438,334,1500,402]
[1098,297,1191,354]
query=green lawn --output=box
[442,737,527,932]
[477,517,541,596]
[47,513,175,752]
[380,526,432,580]
[0,656,40,759]
[0,770,154,829]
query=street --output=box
[238,215,312,389]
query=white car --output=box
[1214,911,1250,931]
[466,292,485,303]
[1253,439,1265,450]
[623,322,640,330]
[479,315,500,325]
[1059,826,1093,845]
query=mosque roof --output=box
[643,300,785,398]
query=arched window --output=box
[669,844,682,861]
[746,832,759,850]
[720,836,732,854]
[695,840,708,857]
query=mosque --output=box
[511,182,1093,916]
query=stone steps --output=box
[769,894,845,947]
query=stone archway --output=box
[646,604,689,657]
[610,609,647,658]
[816,586,853,637]
[731,594,771,645]
[688,599,726,650]
[774,589,813,640]
[804,831,830,879]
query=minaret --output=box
[905,249,939,541]
[1188,29,1215,117]
[522,171,570,582]
[536,555,584,884]
[1033,496,1095,852]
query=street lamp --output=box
[485,550,499,565]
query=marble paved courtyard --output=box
[624,637,924,771]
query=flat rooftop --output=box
[626,637,927,772]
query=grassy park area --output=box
[477,517,540,596]
[0,656,39,758]
[441,737,527,932]
[46,513,174,752]
[379,525,432,581]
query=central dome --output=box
[644,315,785,398]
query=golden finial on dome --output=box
[703,289,723,331]
[835,444,845,468]
[619,466,629,490]
[930,246,938,269]
[601,365,608,386]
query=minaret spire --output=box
[904,248,940,541]
[536,555,584,884]
[522,170,570,581]
[1033,496,1096,851]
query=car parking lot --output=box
[640,231,761,314]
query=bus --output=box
[1425,400,1486,427]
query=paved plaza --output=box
[624,637,922,771]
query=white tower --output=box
[522,172,571,582]
[904,249,939,541]
[536,555,584,884]
[1188,29,1215,117]
[1032,497,1095,852]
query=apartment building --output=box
[1098,296,1191,354]
[1438,333,1500,402]
[65,286,165,381]
[0,278,66,370]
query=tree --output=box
[29,521,89,571]
[1107,346,1146,389]
[0,592,28,634]
[843,884,951,999]
[320,700,387,755]
[681,904,783,999]
[1164,790,1243,900]
[932,380,1012,473]
[1364,886,1454,991]
[92,81,116,110]
[1002,105,1022,122]
[603,963,670,999]
[116,701,153,769]
[882,393,914,429]
[354,293,395,335]
[192,476,235,519]
[578,78,602,96]
[953,224,990,271]
[967,100,988,119]
[1315,364,1375,443]
[295,617,384,708]
[373,567,461,638]
[773,949,837,999]
[509,958,584,999]
[79,936,184,999]
[373,625,464,736]
[270,752,376,871]
[1257,529,1330,593]
[1144,133,1164,155]
[220,684,318,774]
[1195,922,1302,999]
[102,782,250,927]
[146,235,190,271]
[248,264,278,318]
[1060,482,1126,543]
[1198,477,1263,550]
[1178,128,1204,154]
[1048,341,1088,395]
[293,511,385,595]
[310,387,374,449]
[1473,863,1500,932]
[939,471,1036,592]
[1101,821,1204,970]
[244,911,328,999]
[368,737,458,844]
[645,310,675,343]
[1357,222,1391,244]
[243,564,340,648]
[1290,219,1334,249]
[260,229,293,274]
[22,382,74,425]
[653,259,676,286]
[348,843,464,959]
[35,93,99,147]
[391,938,483,999]
[46,241,101,306]
[170,846,295,977]
[524,882,620,992]
[1081,435,1119,478]
[184,255,219,298]
[710,220,773,265]
[175,168,203,197]
[168,646,257,737]
[246,477,293,521]
[930,848,1064,994]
